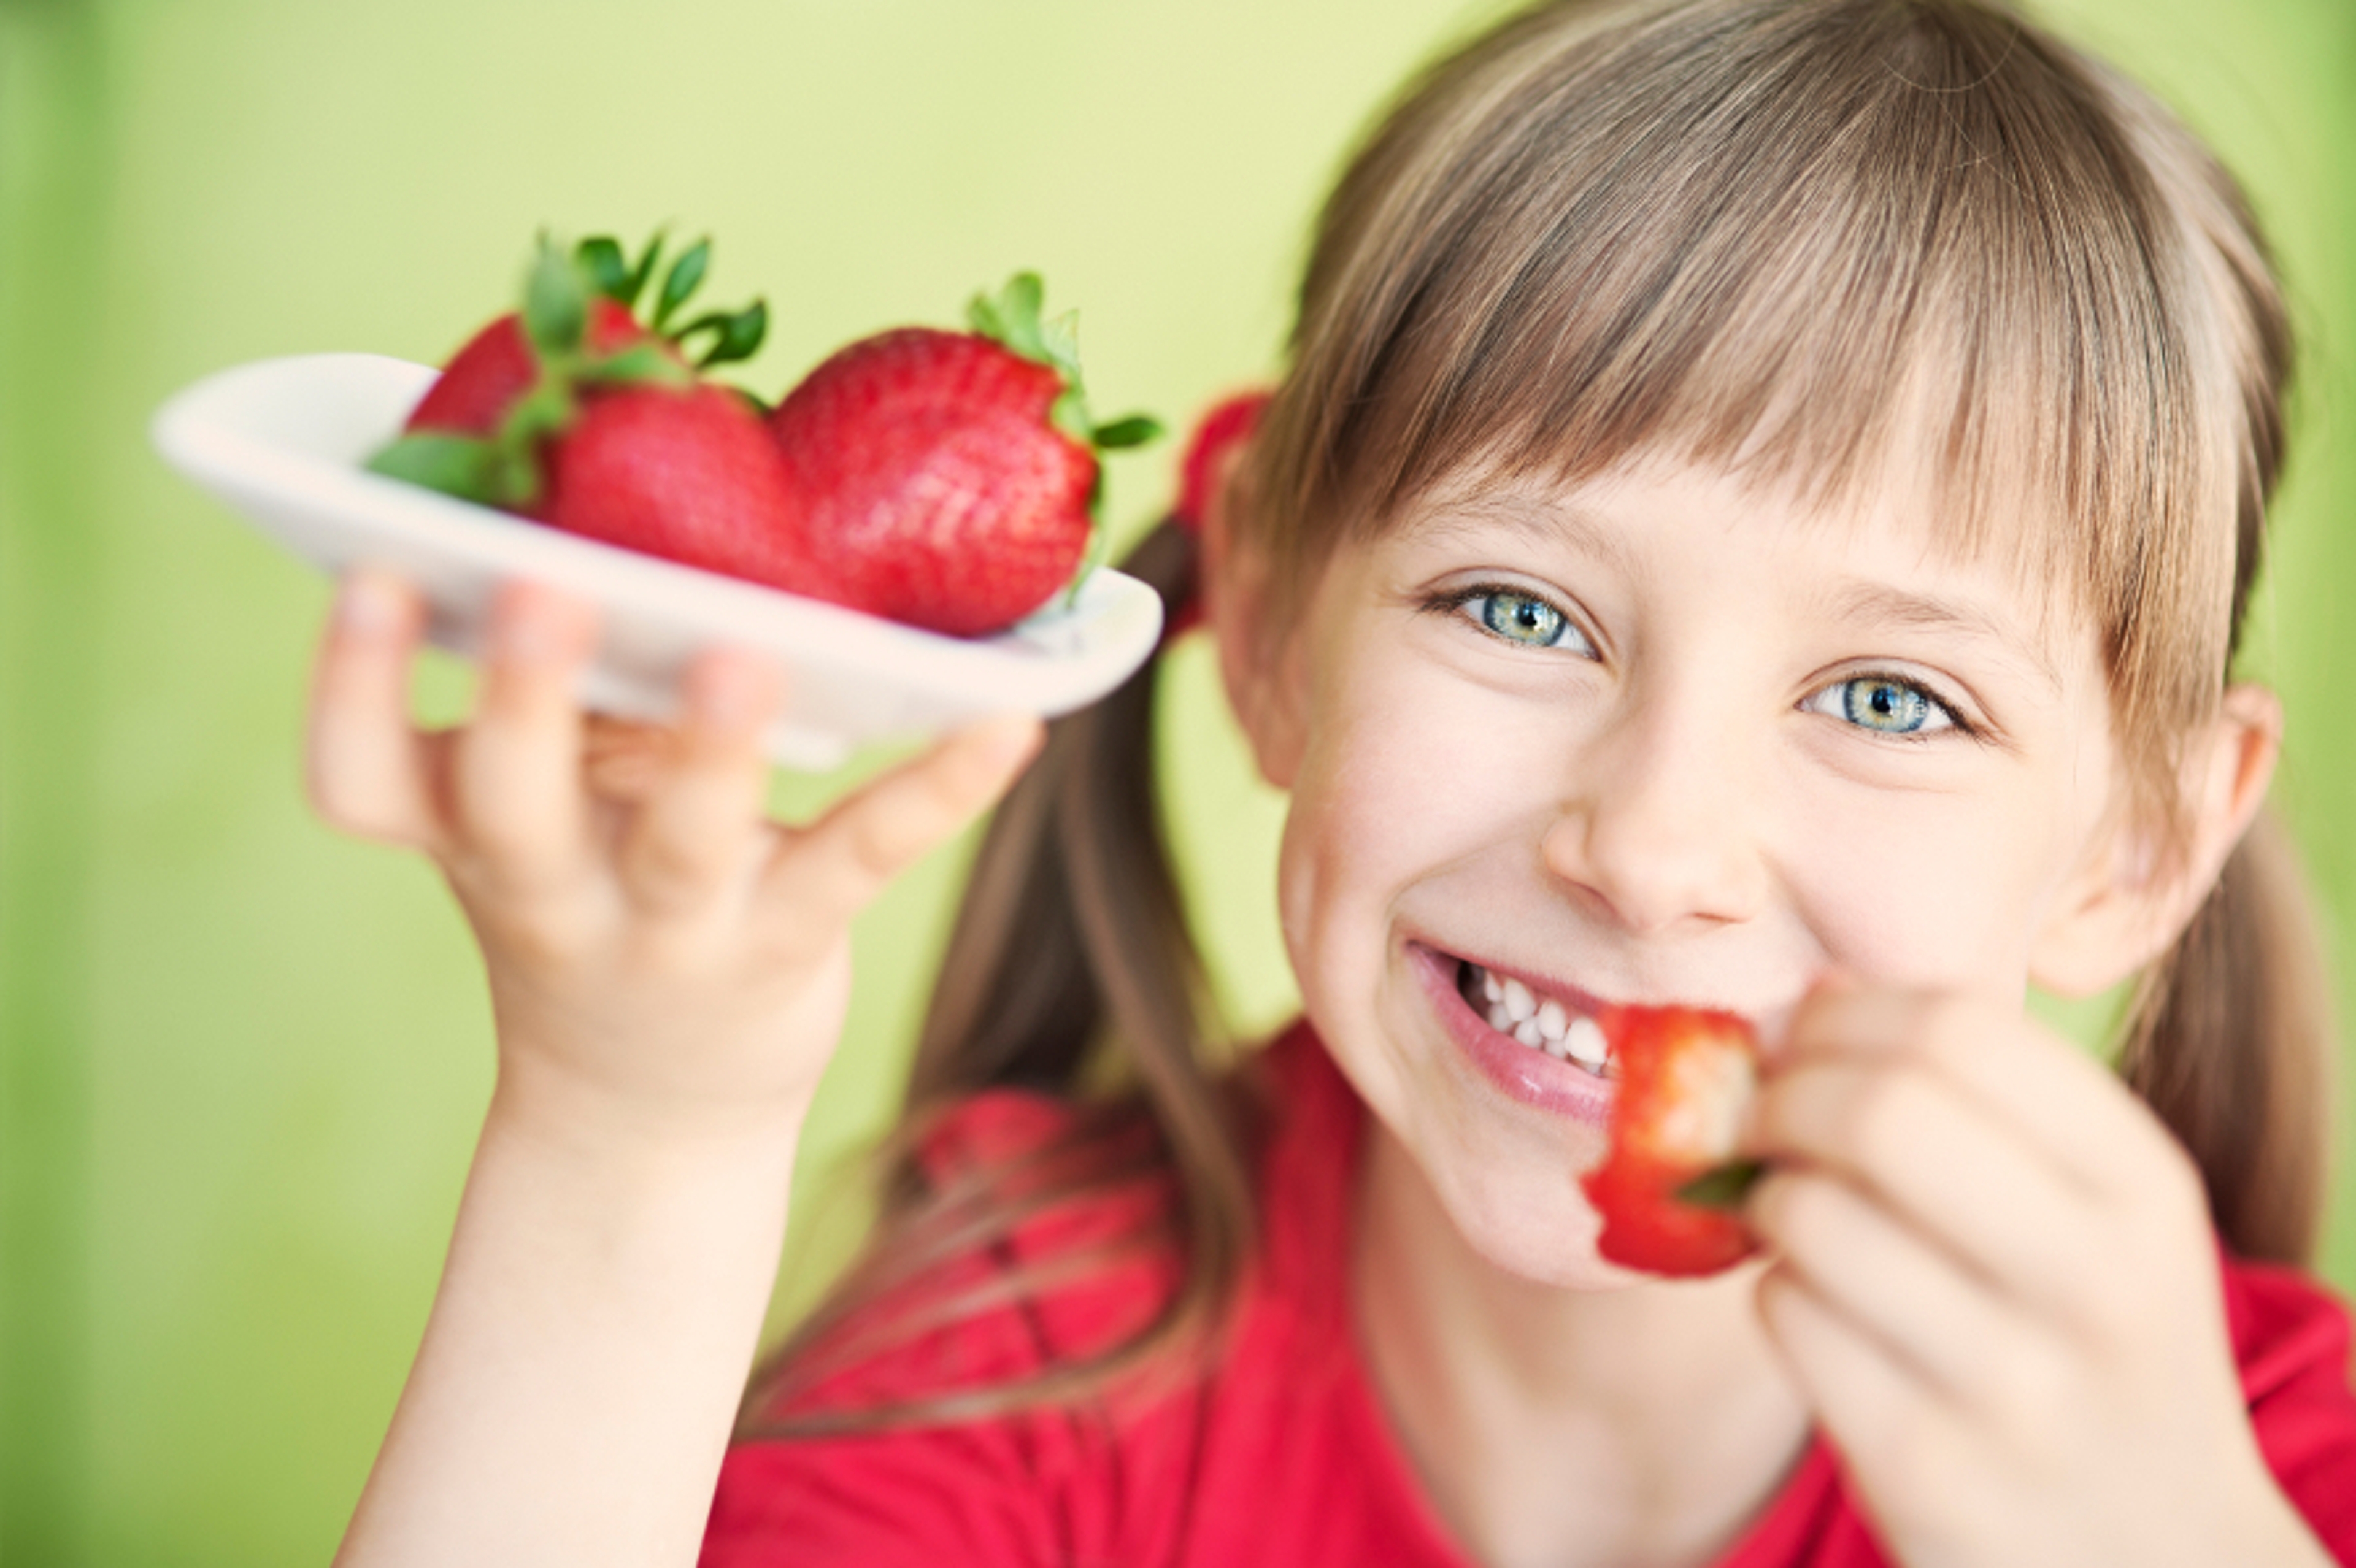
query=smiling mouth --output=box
[1455,958,1615,1078]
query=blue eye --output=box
[1807,675,1957,737]
[1460,588,1590,652]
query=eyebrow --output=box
[1398,492,1636,576]
[1820,579,2063,695]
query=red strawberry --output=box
[537,382,802,591]
[370,234,780,563]
[1579,1005,1761,1278]
[404,297,649,437]
[764,274,1163,637]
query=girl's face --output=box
[1242,456,2134,1286]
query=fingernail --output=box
[491,585,571,663]
[338,571,401,635]
[691,658,774,729]
[972,715,1043,769]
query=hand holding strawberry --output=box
[1739,984,2330,1567]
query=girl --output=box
[310,0,2356,1563]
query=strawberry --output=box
[403,296,649,437]
[368,235,793,585]
[764,274,1162,637]
[537,381,804,590]
[1578,1005,1762,1278]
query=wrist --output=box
[485,1039,817,1175]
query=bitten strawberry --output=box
[764,274,1161,637]
[1579,1005,1762,1278]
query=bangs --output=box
[1253,0,2250,697]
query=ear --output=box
[2029,683,2282,997]
[1197,446,1309,790]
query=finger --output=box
[1755,1259,1940,1470]
[447,580,599,893]
[306,568,447,853]
[1780,987,2185,1206]
[615,650,787,922]
[1749,1167,2015,1401]
[1748,1053,2104,1309]
[582,715,676,805]
[766,715,1044,937]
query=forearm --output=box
[334,1082,803,1568]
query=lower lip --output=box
[1409,942,1614,1128]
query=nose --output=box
[1541,694,1769,936]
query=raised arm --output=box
[309,568,1040,1567]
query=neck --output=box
[1350,1121,1811,1568]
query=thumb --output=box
[768,715,1045,932]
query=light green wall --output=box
[2,0,2350,1561]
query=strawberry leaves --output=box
[371,230,776,508]
[1676,1158,1765,1210]
[966,272,1162,457]
[577,231,768,367]
[652,237,712,332]
[961,272,1166,607]
[672,299,769,369]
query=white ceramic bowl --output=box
[151,353,1165,770]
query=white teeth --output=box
[1563,1014,1610,1070]
[1468,963,1611,1076]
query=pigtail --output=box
[2119,807,2336,1266]
[904,514,1258,1305]
[741,520,1260,1434]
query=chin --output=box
[1409,1125,1657,1290]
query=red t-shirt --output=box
[705,1023,2356,1565]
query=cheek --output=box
[1785,772,2096,990]
[1277,668,1449,993]
[1277,654,1545,965]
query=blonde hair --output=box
[744,0,2331,1437]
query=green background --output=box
[2,0,2350,1561]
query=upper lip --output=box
[1422,938,1773,1030]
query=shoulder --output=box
[706,1084,1187,1564]
[778,1082,1196,1419]
[2222,1250,2354,1398]
[2217,1251,2356,1555]
[705,1025,1357,1566]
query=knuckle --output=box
[2146,1138,2210,1224]
[625,834,728,920]
[2071,1264,2150,1348]
[1838,1071,1920,1172]
[1871,1407,1959,1507]
[848,807,919,883]
[308,777,417,849]
[1981,1337,2079,1436]
[458,880,598,970]
[1753,1170,1825,1252]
